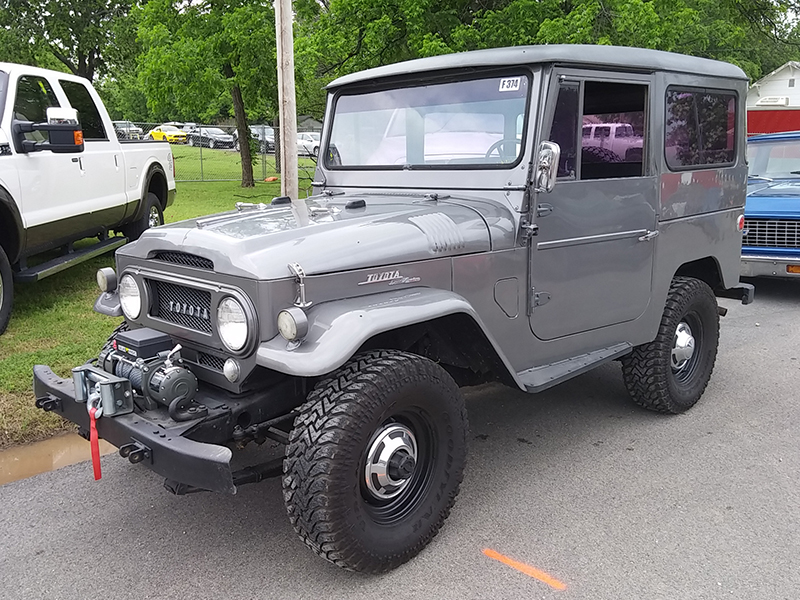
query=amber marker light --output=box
[787,265,800,274]
[74,130,84,145]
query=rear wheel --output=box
[621,277,719,413]
[122,192,163,241]
[0,245,13,335]
[283,350,468,573]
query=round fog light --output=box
[223,358,240,383]
[277,307,308,341]
[96,267,118,293]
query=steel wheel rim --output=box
[148,206,161,228]
[671,316,700,382]
[361,410,436,525]
[364,424,417,500]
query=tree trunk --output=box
[228,76,254,187]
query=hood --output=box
[119,196,492,280]
[746,180,800,219]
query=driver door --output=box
[528,71,657,341]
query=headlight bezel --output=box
[118,273,142,320]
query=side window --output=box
[13,76,60,142]
[665,88,735,169]
[60,80,107,140]
[548,79,647,180]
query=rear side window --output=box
[665,88,736,170]
[60,80,107,140]
[14,76,60,142]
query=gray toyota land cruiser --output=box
[34,45,753,573]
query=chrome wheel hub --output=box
[148,206,161,228]
[364,424,418,500]
[672,321,696,371]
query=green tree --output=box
[0,1,134,80]
[138,0,278,187]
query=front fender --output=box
[256,287,519,381]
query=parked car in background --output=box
[742,131,800,278]
[113,120,143,140]
[297,131,320,157]
[187,126,235,149]
[147,124,187,144]
[582,121,643,162]
[0,62,176,334]
[233,124,275,153]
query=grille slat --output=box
[153,252,214,270]
[149,280,212,333]
[198,352,225,371]
[743,219,800,249]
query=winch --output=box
[73,327,204,421]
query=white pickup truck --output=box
[0,63,176,334]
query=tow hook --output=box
[119,441,152,464]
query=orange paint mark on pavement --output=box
[482,548,567,591]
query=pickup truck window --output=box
[665,88,736,170]
[59,80,107,140]
[327,74,529,169]
[14,76,59,142]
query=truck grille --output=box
[198,352,225,371]
[149,280,212,333]
[153,251,214,270]
[743,219,800,249]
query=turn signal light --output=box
[74,130,84,145]
[737,214,745,232]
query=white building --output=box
[747,61,800,135]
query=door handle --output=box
[638,230,659,242]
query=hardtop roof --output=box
[327,45,748,89]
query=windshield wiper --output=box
[748,175,773,182]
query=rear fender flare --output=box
[256,287,520,384]
[133,162,167,221]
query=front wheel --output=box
[188,137,194,147]
[283,350,468,573]
[0,245,13,335]
[208,139,215,149]
[621,276,719,413]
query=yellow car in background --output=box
[147,124,187,144]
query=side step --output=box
[14,236,127,282]
[517,342,632,393]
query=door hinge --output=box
[520,217,539,238]
[534,291,551,307]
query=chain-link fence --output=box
[112,121,321,191]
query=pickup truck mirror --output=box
[12,107,84,154]
[534,141,560,193]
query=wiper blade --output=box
[748,175,773,182]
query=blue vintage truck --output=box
[744,132,800,277]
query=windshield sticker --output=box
[499,77,521,92]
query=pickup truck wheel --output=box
[188,137,194,147]
[208,139,215,149]
[283,350,468,573]
[621,277,719,413]
[0,245,13,335]
[122,192,163,241]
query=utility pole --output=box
[274,0,300,207]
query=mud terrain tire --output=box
[621,276,719,413]
[283,350,468,573]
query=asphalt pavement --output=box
[1,278,798,600]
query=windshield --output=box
[748,140,800,179]
[163,126,179,132]
[326,74,530,168]
[204,128,226,135]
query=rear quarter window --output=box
[665,88,736,170]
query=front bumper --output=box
[741,253,800,278]
[33,365,236,494]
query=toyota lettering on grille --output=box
[168,300,210,320]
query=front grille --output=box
[198,352,225,372]
[153,251,214,270]
[743,219,800,249]
[149,280,212,333]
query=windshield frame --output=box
[324,68,533,172]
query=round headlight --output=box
[118,274,141,320]
[218,297,248,351]
[277,307,308,341]
[96,267,117,293]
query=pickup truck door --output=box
[11,74,87,251]
[57,78,127,232]
[528,71,657,341]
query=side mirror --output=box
[534,141,561,193]
[12,107,84,154]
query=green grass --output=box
[0,180,281,448]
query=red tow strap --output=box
[89,407,102,480]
